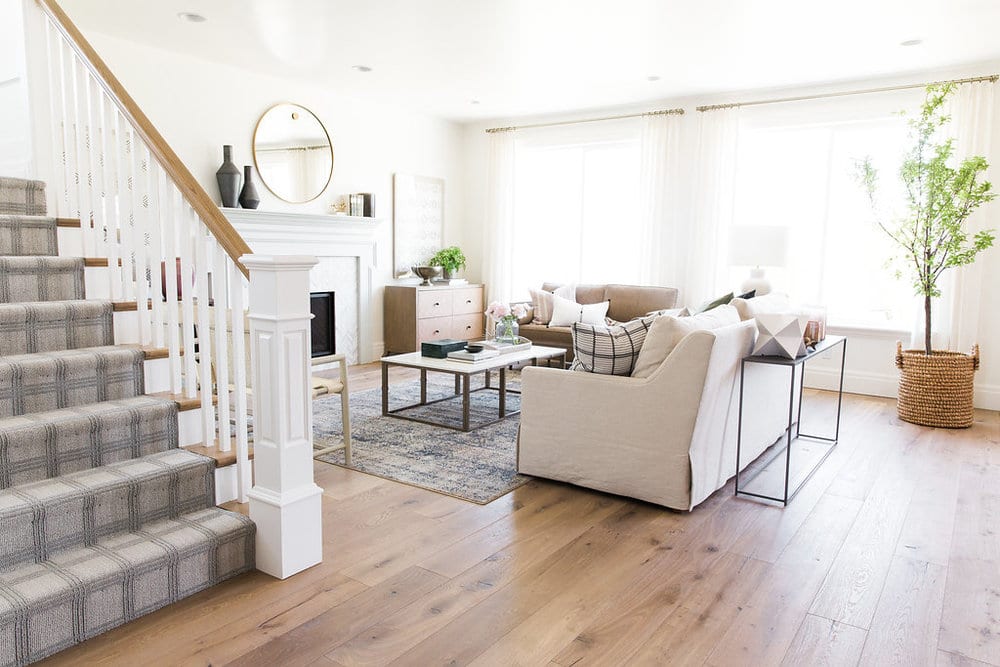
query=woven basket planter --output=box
[895,342,980,428]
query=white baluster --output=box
[193,219,216,447]
[43,22,67,219]
[212,240,232,454]
[178,207,198,399]
[133,145,153,345]
[230,261,251,502]
[98,91,122,300]
[148,164,166,348]
[119,121,138,301]
[56,40,78,223]
[69,55,93,254]
[83,73,103,259]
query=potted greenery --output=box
[428,246,467,279]
[857,83,995,428]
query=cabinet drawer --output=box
[452,287,483,315]
[417,316,454,342]
[417,291,453,319]
[452,313,484,341]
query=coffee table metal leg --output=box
[499,366,507,417]
[454,374,460,395]
[381,362,389,416]
[485,369,491,389]
[420,369,427,404]
[462,374,471,431]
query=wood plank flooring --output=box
[39,363,1000,666]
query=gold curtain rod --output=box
[485,107,684,133]
[696,74,999,112]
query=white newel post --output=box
[242,254,323,579]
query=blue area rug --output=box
[313,373,530,504]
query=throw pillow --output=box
[570,316,655,376]
[730,292,791,321]
[516,304,534,325]
[549,293,610,327]
[631,304,741,378]
[646,306,691,318]
[696,291,734,314]
[529,284,576,324]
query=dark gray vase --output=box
[238,165,260,209]
[215,145,241,208]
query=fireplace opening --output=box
[310,291,336,358]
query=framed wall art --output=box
[392,173,444,277]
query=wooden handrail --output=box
[36,0,253,277]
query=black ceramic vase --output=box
[215,145,241,208]
[238,165,260,209]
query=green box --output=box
[421,339,469,358]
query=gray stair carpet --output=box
[0,346,145,419]
[0,300,113,356]
[0,217,58,257]
[0,507,254,665]
[0,179,46,217]
[0,448,214,569]
[0,396,178,489]
[0,257,85,304]
[0,175,255,665]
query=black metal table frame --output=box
[381,351,566,432]
[735,336,847,505]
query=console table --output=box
[735,335,847,505]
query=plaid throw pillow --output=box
[570,316,655,375]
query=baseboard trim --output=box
[804,367,1000,411]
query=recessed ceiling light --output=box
[900,39,923,47]
[646,75,661,82]
[352,65,373,72]
[177,12,207,23]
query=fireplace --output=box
[310,291,336,358]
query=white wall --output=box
[459,64,1000,410]
[22,27,466,359]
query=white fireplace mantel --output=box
[224,209,382,363]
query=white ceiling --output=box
[60,0,1000,122]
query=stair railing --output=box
[29,0,253,501]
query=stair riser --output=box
[0,349,145,419]
[55,227,82,257]
[0,219,57,257]
[0,399,178,490]
[83,265,109,299]
[0,455,214,570]
[0,259,84,304]
[0,303,113,357]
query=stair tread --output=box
[0,448,214,570]
[184,439,254,468]
[150,390,217,412]
[0,177,46,217]
[0,256,85,303]
[0,506,254,664]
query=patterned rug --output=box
[313,372,530,504]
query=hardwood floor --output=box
[39,363,1000,666]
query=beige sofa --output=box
[517,318,799,510]
[520,283,679,361]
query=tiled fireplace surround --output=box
[224,210,379,364]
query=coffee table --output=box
[381,345,566,431]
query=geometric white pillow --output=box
[752,313,808,358]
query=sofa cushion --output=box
[569,316,655,376]
[605,284,678,322]
[550,294,610,327]
[631,304,740,378]
[730,292,791,321]
[530,284,576,324]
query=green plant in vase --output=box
[428,246,467,279]
[856,82,995,427]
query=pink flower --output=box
[485,301,511,319]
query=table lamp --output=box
[728,225,789,296]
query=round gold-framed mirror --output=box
[252,103,333,203]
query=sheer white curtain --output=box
[938,80,998,352]
[683,107,741,307]
[482,129,517,304]
[638,112,684,287]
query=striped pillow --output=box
[569,316,655,375]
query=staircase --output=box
[0,178,255,666]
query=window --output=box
[729,91,923,328]
[510,122,641,299]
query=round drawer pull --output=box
[466,299,472,304]
[434,329,440,334]
[466,325,472,330]
[434,301,440,306]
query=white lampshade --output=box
[728,225,790,268]
[729,225,789,296]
